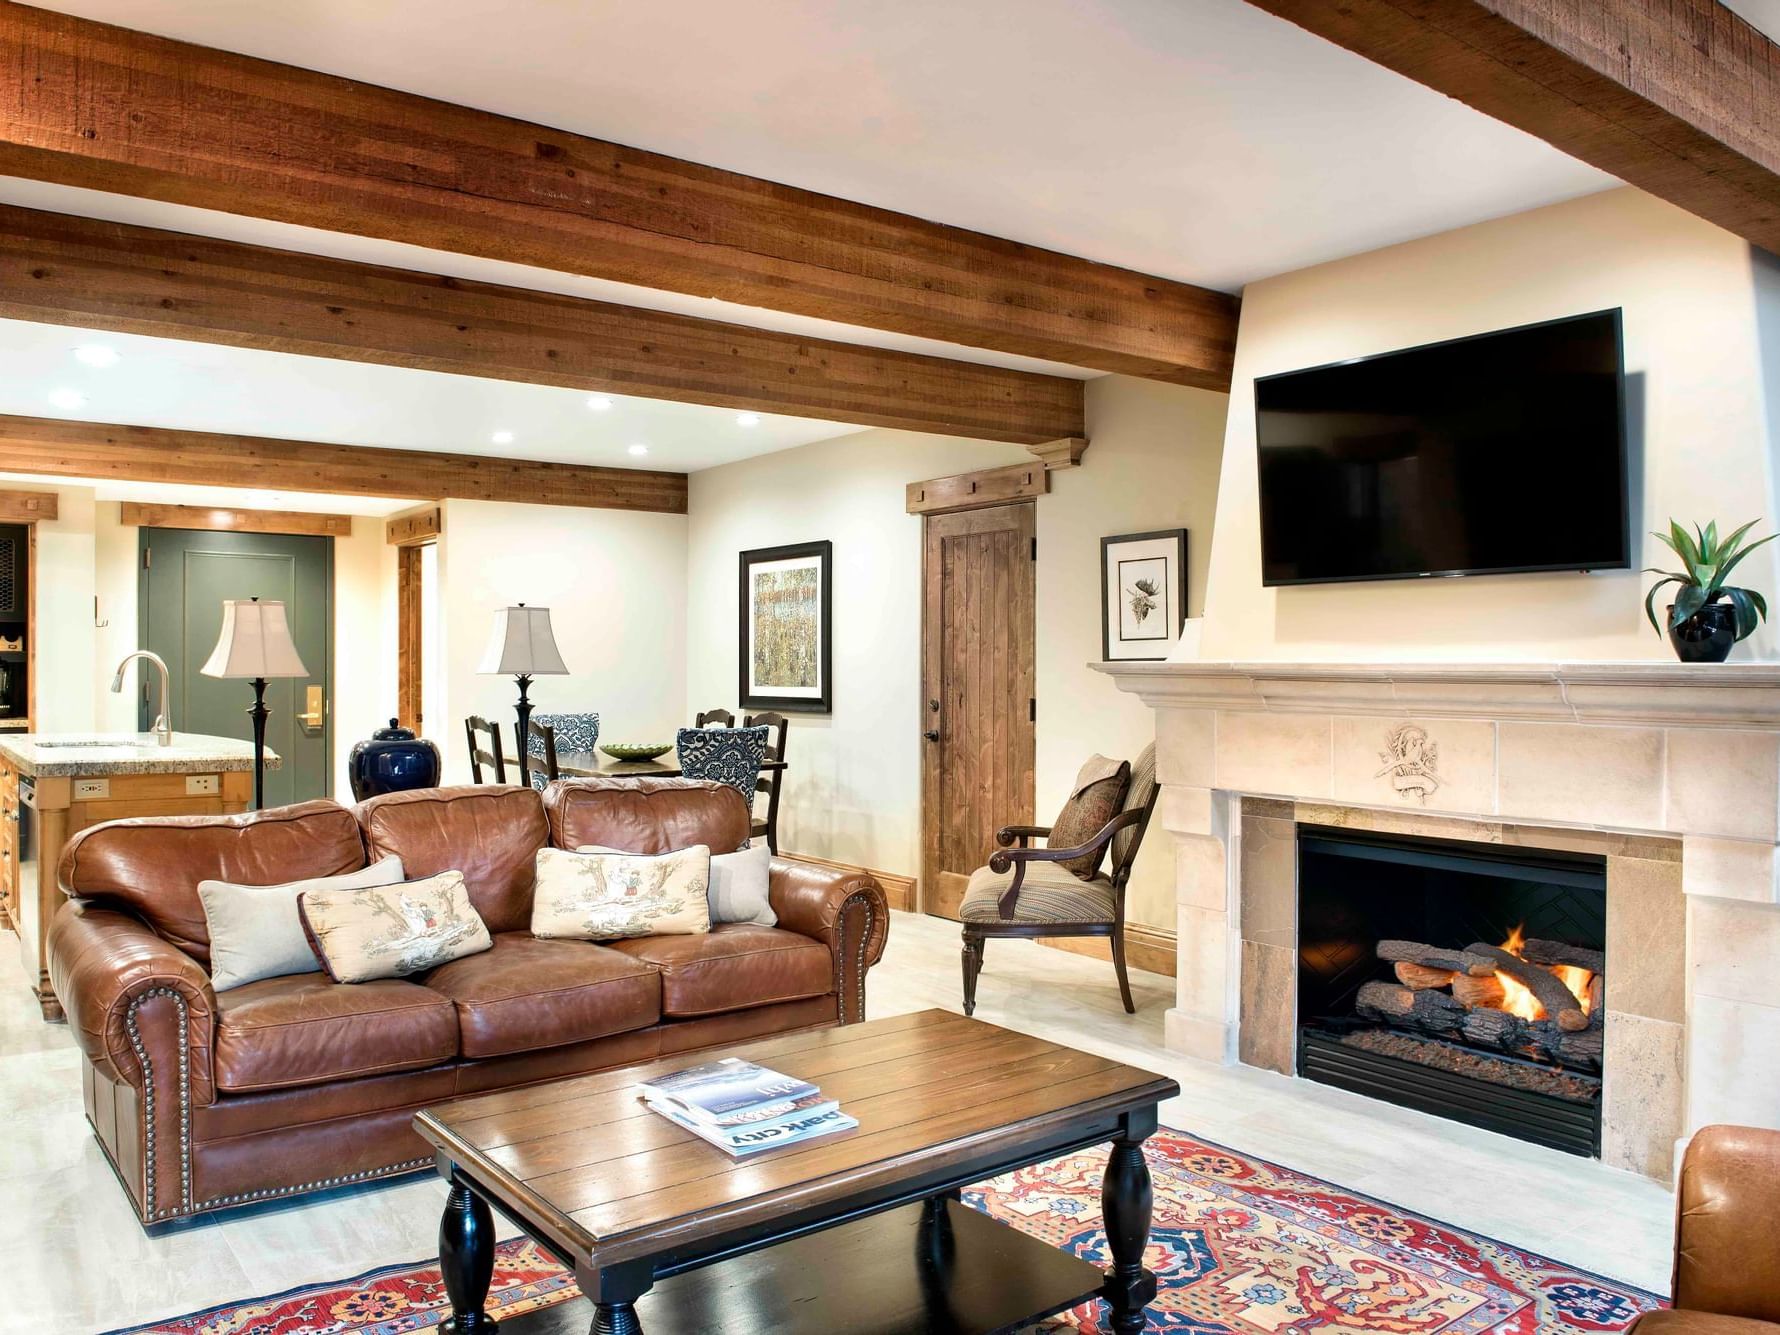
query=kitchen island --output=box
[0,732,280,1020]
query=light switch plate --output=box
[185,774,220,796]
[73,779,110,800]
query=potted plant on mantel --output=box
[1644,519,1773,662]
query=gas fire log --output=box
[1555,1026,1604,1069]
[1450,973,1508,1010]
[1355,980,1466,1035]
[1394,961,1457,990]
[1520,939,1606,974]
[1587,975,1604,1028]
[1461,1007,1528,1051]
[1466,943,1589,1031]
[1377,940,1498,978]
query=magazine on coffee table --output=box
[638,1057,856,1154]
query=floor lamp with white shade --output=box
[201,597,308,810]
[478,604,569,787]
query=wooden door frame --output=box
[388,506,441,735]
[918,500,1037,916]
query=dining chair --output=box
[524,719,560,792]
[675,724,771,811]
[742,711,789,853]
[465,715,508,785]
[959,744,1159,1016]
[694,708,735,728]
[532,712,598,771]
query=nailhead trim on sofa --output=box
[123,985,193,1221]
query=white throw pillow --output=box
[538,845,711,940]
[708,842,775,926]
[299,869,493,983]
[199,855,405,991]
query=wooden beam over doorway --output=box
[0,491,59,523]
[0,204,1084,447]
[0,414,689,514]
[118,502,354,537]
[0,5,1237,387]
[1246,0,1780,255]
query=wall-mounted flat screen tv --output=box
[1255,309,1628,586]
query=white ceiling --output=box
[0,318,863,473]
[25,0,1615,292]
[2,0,1626,484]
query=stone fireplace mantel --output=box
[1095,658,1780,1179]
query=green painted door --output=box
[139,528,333,806]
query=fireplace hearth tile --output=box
[1606,856,1685,1024]
[1601,1012,1683,1178]
[1498,723,1664,829]
[1239,813,1294,946]
[1239,941,1295,1075]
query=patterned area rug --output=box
[108,1130,1662,1335]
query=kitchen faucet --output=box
[111,650,173,747]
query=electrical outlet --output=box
[185,774,220,796]
[73,779,110,801]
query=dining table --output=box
[552,749,788,780]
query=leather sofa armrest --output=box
[47,900,216,1108]
[769,858,889,1025]
[1672,1124,1780,1323]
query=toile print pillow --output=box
[298,869,493,983]
[533,845,712,941]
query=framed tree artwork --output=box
[739,540,833,713]
[1101,529,1188,661]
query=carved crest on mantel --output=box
[1376,722,1440,804]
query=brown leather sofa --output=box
[46,778,888,1226]
[1630,1125,1780,1333]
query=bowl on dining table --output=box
[600,742,674,762]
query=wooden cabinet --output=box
[0,761,17,927]
[11,766,252,1021]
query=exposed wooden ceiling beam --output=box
[1247,0,1780,255]
[0,204,1084,447]
[0,415,687,515]
[0,5,1236,388]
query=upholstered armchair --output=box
[960,744,1158,1016]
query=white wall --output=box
[1197,187,1780,663]
[436,499,689,782]
[685,377,1230,929]
[28,485,97,734]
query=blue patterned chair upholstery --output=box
[676,724,771,812]
[529,712,599,791]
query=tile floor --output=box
[4,910,1674,1334]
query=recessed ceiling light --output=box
[586,396,613,412]
[627,443,649,457]
[47,387,86,411]
[73,344,120,368]
[736,413,761,428]
[491,430,515,444]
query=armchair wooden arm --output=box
[987,807,1146,916]
[995,824,1053,848]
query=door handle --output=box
[923,729,940,742]
[297,683,326,731]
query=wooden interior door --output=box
[921,502,1036,918]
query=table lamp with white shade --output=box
[478,603,569,786]
[201,597,308,810]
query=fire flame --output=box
[1491,923,1594,1023]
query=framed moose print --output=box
[739,540,833,713]
[1101,529,1188,661]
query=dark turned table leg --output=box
[1100,1108,1159,1335]
[577,1257,654,1335]
[440,1179,500,1334]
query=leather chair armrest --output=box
[769,859,890,1024]
[47,900,216,1108]
[1672,1124,1780,1323]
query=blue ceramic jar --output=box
[348,718,442,800]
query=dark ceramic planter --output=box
[348,718,442,800]
[1666,601,1738,664]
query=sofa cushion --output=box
[536,846,711,941]
[300,869,494,982]
[201,855,406,991]
[356,786,547,934]
[421,932,661,1058]
[1629,1315,1780,1334]
[545,777,749,855]
[59,799,367,964]
[605,923,832,1017]
[213,973,458,1093]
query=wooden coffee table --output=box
[414,1009,1180,1334]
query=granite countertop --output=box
[0,732,283,778]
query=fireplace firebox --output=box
[1295,826,1607,1157]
